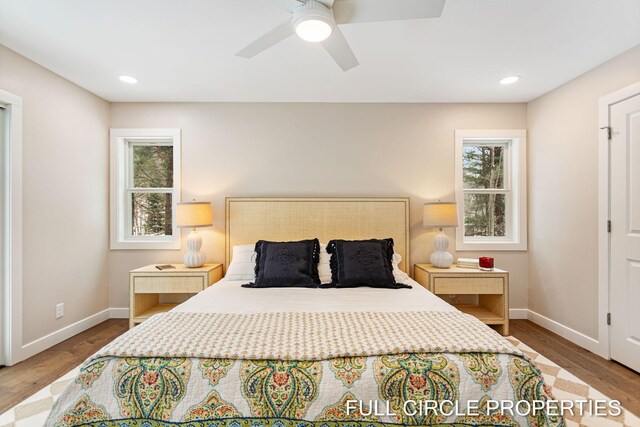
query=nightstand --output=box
[414,264,509,335]
[129,263,223,328]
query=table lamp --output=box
[176,201,213,268]
[423,202,459,268]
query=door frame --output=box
[0,88,23,366]
[598,81,640,360]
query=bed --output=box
[46,197,563,427]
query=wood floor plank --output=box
[0,318,638,418]
[0,319,128,414]
[510,319,640,416]
[515,320,639,388]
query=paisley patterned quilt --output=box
[45,311,564,427]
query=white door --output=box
[610,92,640,373]
[0,106,5,366]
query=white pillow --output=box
[225,244,256,281]
[392,253,410,282]
[318,243,332,284]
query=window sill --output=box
[110,239,181,250]
[456,241,527,252]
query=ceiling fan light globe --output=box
[295,19,333,42]
[292,0,335,43]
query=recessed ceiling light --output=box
[499,75,520,85]
[118,74,139,84]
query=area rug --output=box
[0,337,638,427]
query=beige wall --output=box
[0,45,110,344]
[527,44,640,339]
[109,102,528,309]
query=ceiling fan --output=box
[237,0,446,71]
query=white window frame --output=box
[454,129,527,251]
[110,128,181,250]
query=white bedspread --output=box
[174,277,456,314]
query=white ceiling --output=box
[1,0,639,102]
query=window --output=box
[110,129,181,249]
[454,130,527,251]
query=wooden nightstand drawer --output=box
[134,276,205,293]
[433,277,503,294]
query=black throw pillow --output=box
[326,238,411,289]
[242,239,321,288]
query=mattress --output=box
[173,277,456,314]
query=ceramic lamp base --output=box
[430,230,453,268]
[184,229,206,268]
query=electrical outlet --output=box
[55,303,64,319]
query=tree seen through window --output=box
[462,144,506,237]
[130,144,173,236]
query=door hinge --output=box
[600,126,612,140]
[607,220,611,233]
[607,313,611,325]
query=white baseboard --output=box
[21,308,111,360]
[109,307,130,319]
[526,309,600,355]
[509,308,528,319]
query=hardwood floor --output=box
[0,319,638,417]
[510,319,640,416]
[0,319,128,414]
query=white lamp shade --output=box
[176,202,213,228]
[423,202,459,228]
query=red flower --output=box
[409,374,427,390]
[273,372,290,386]
[143,371,159,385]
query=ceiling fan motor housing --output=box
[293,0,335,42]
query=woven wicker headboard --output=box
[225,197,410,273]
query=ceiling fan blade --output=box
[236,19,294,58]
[321,26,359,71]
[333,0,446,24]
[269,0,303,12]
[316,0,335,7]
